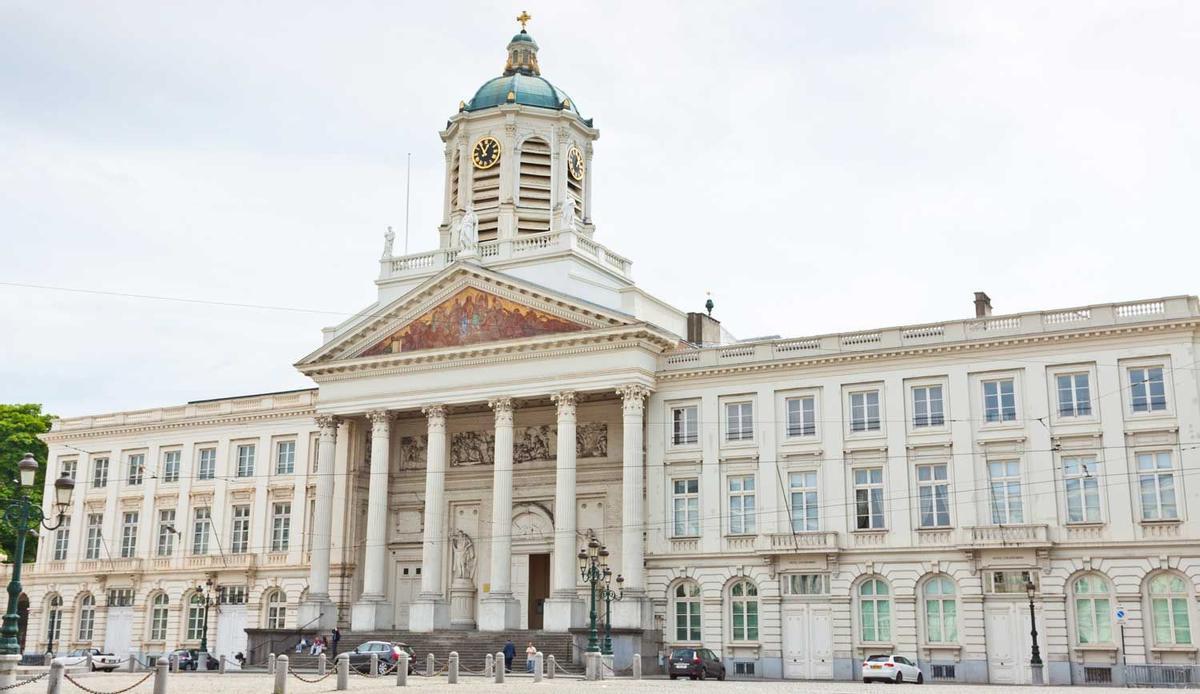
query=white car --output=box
[862,654,923,684]
[58,648,121,672]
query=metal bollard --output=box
[370,653,379,678]
[632,654,641,680]
[153,659,168,694]
[86,653,93,671]
[485,654,493,678]
[396,653,408,687]
[547,655,555,679]
[274,655,288,694]
[494,651,504,684]
[448,652,458,684]
[533,652,542,683]
[318,653,326,676]
[426,653,434,677]
[268,653,276,675]
[336,654,349,691]
[219,655,227,674]
[47,660,65,694]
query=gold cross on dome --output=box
[516,10,532,29]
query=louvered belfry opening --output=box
[517,138,552,235]
[471,160,501,242]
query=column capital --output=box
[617,384,652,415]
[367,410,393,427]
[489,397,514,425]
[314,414,341,430]
[422,404,447,425]
[551,391,577,418]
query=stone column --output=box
[480,397,521,630]
[545,391,583,632]
[614,384,652,629]
[409,405,450,632]
[352,410,393,630]
[298,414,339,630]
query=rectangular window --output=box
[275,441,296,475]
[119,511,139,558]
[192,507,211,555]
[126,453,144,485]
[854,467,885,529]
[728,475,756,534]
[1129,366,1168,413]
[60,460,77,481]
[235,444,255,478]
[783,574,829,595]
[983,379,1017,423]
[149,600,168,641]
[1138,451,1179,521]
[230,504,251,553]
[1063,456,1102,523]
[91,457,109,489]
[672,406,698,446]
[990,570,1035,594]
[849,390,881,433]
[725,402,754,442]
[988,460,1024,524]
[1057,373,1092,417]
[85,513,103,560]
[785,396,816,437]
[156,509,176,556]
[161,450,181,483]
[107,588,134,607]
[788,471,818,532]
[912,385,945,428]
[53,527,69,561]
[672,479,700,537]
[917,463,951,527]
[271,502,291,552]
[197,448,216,480]
[219,586,248,605]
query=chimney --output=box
[686,312,722,346]
[974,292,993,318]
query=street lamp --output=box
[1,454,76,656]
[1025,577,1044,684]
[577,539,607,654]
[194,579,218,670]
[599,569,624,656]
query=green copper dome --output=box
[462,29,585,119]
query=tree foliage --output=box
[0,404,54,562]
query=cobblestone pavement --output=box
[49,671,1135,694]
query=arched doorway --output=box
[511,503,554,629]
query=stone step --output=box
[279,629,581,672]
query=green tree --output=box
[0,404,54,562]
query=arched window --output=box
[45,596,63,650]
[77,595,95,641]
[185,593,206,641]
[1149,574,1193,646]
[149,594,169,642]
[1073,574,1113,644]
[265,590,286,629]
[923,577,957,643]
[672,582,701,642]
[729,580,758,641]
[858,579,891,643]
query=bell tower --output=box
[438,12,598,250]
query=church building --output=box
[21,18,1200,686]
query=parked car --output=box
[668,647,726,681]
[167,649,212,671]
[59,648,120,672]
[862,654,923,684]
[347,641,413,675]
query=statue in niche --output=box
[457,203,479,249]
[451,530,476,581]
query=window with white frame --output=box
[265,590,286,629]
[1149,574,1193,646]
[849,390,881,433]
[219,586,248,605]
[53,526,69,561]
[91,457,109,489]
[60,459,77,480]
[126,453,144,485]
[730,580,759,641]
[785,396,816,437]
[783,574,829,595]
[983,378,1017,423]
[1137,451,1179,521]
[156,509,176,556]
[192,507,211,555]
[673,582,702,642]
[988,460,1024,524]
[197,448,216,480]
[85,513,103,560]
[1129,366,1168,413]
[275,440,296,475]
[271,502,291,552]
[107,589,133,607]
[788,470,818,531]
[235,444,255,478]
[912,385,945,428]
[1073,574,1113,644]
[119,511,138,558]
[728,475,756,534]
[77,595,95,641]
[672,478,699,537]
[1063,456,1102,523]
[990,570,1035,594]
[230,504,251,553]
[923,577,958,643]
[161,450,181,483]
[186,593,206,641]
[149,594,169,641]
[917,463,951,527]
[1056,373,1092,417]
[854,467,885,530]
[672,405,698,446]
[725,402,754,442]
[858,578,891,642]
[45,596,63,646]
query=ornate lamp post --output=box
[1025,578,1044,684]
[194,579,218,669]
[599,569,624,656]
[1,454,75,655]
[577,539,607,654]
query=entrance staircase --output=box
[283,630,580,673]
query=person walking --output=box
[332,628,342,657]
[525,642,537,673]
[502,639,516,673]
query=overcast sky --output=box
[2,1,1198,418]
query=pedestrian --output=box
[525,642,537,673]
[296,636,307,654]
[332,628,341,657]
[310,636,322,655]
[502,639,515,673]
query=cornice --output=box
[42,406,318,444]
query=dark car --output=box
[668,648,726,680]
[347,641,415,675]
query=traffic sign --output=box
[1115,607,1127,624]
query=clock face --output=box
[472,137,501,170]
[567,146,585,181]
